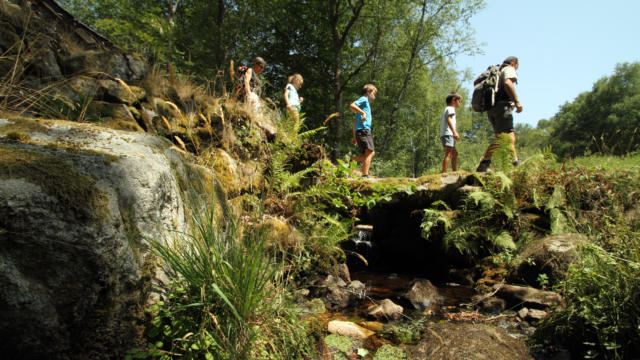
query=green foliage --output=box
[420,208,452,239]
[324,334,355,354]
[423,170,518,257]
[536,238,640,359]
[373,344,407,360]
[145,194,310,359]
[380,322,421,345]
[319,160,417,209]
[547,62,640,158]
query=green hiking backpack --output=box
[471,64,501,112]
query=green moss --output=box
[0,145,110,223]
[381,324,421,345]
[4,131,30,142]
[0,117,53,135]
[373,344,406,360]
[324,334,355,354]
[120,206,143,261]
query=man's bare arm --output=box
[504,78,523,113]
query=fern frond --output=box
[492,231,516,250]
[492,171,512,192]
[299,126,327,139]
[280,167,315,192]
[420,209,452,240]
[546,184,567,210]
[466,191,496,211]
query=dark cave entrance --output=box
[342,191,471,283]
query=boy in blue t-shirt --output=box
[349,84,377,178]
[439,93,461,173]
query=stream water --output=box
[335,228,535,345]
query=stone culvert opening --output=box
[342,175,477,282]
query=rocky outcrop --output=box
[0,0,147,85]
[0,117,210,359]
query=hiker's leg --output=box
[362,149,375,175]
[451,148,458,171]
[442,147,453,173]
[508,131,518,160]
[351,151,366,162]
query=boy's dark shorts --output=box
[488,102,515,134]
[356,129,374,154]
[440,135,455,148]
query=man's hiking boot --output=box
[476,159,491,173]
[513,158,521,167]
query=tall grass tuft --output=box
[142,185,310,359]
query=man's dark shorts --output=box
[356,129,374,154]
[488,102,515,134]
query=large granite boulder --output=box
[0,117,207,359]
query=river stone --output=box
[475,295,506,314]
[367,298,403,321]
[518,308,548,323]
[512,233,585,286]
[405,322,534,360]
[0,117,201,359]
[317,275,351,310]
[328,320,375,339]
[496,284,565,310]
[402,278,441,311]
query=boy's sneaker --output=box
[476,159,491,173]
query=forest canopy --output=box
[58,0,639,175]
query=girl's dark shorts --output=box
[356,129,374,154]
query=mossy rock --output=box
[325,333,355,354]
[0,144,110,223]
[374,344,406,360]
[0,117,53,136]
[258,216,304,252]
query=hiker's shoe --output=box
[512,159,521,167]
[476,159,491,173]
[361,174,370,179]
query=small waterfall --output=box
[350,225,373,251]
[344,224,376,269]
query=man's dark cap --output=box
[503,56,518,64]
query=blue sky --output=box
[455,0,640,127]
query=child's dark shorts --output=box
[440,135,455,148]
[488,102,515,134]
[356,129,374,154]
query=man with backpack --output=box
[237,57,266,113]
[476,56,523,172]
